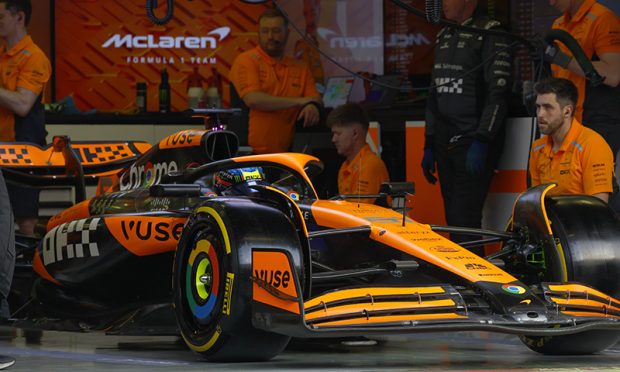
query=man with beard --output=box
[230,8,322,154]
[529,77,614,202]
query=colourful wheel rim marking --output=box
[186,239,220,320]
[195,258,210,300]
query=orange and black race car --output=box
[2,129,620,362]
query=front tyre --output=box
[173,199,300,362]
[520,195,620,355]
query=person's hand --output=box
[296,99,321,127]
[543,41,572,69]
[466,139,489,177]
[421,148,437,184]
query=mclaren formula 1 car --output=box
[2,129,620,362]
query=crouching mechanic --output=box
[529,77,614,202]
[327,103,389,201]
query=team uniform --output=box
[529,118,614,196]
[551,0,620,158]
[338,144,389,200]
[230,46,320,154]
[0,35,51,218]
[424,13,512,242]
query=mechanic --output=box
[421,0,513,247]
[0,0,52,237]
[326,103,389,200]
[529,78,614,202]
[544,0,620,160]
[0,170,16,370]
[229,8,322,154]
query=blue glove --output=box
[421,148,437,184]
[466,140,489,177]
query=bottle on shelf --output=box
[159,68,171,113]
[136,82,147,113]
[206,68,221,108]
[186,67,204,110]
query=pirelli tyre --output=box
[173,198,303,362]
[520,195,620,355]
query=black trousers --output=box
[0,171,15,319]
[435,140,497,255]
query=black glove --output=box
[543,41,572,69]
[421,147,437,184]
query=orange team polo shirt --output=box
[338,144,390,197]
[0,35,51,141]
[529,118,614,196]
[551,0,620,122]
[229,46,319,154]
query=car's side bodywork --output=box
[2,129,620,361]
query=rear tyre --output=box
[520,195,620,355]
[173,199,302,362]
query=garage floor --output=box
[2,326,620,371]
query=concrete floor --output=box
[2,326,620,371]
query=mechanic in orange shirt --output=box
[0,0,51,237]
[229,8,322,154]
[327,103,389,201]
[544,0,620,160]
[529,78,614,202]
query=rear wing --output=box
[0,136,151,202]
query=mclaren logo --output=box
[318,28,431,49]
[102,27,231,49]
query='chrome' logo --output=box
[502,284,526,295]
[102,27,231,49]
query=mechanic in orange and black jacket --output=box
[0,0,51,237]
[421,0,513,250]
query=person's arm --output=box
[528,147,541,187]
[582,137,614,201]
[476,23,512,142]
[0,87,39,117]
[565,51,620,87]
[561,12,620,87]
[592,192,610,203]
[242,91,319,111]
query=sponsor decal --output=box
[464,263,490,271]
[159,130,204,149]
[222,272,234,316]
[502,284,527,295]
[430,245,461,253]
[520,299,532,305]
[120,220,184,242]
[147,197,172,211]
[105,216,187,256]
[42,218,101,265]
[254,269,291,289]
[119,160,178,190]
[252,251,299,314]
[287,191,300,201]
[102,27,231,49]
[318,28,431,49]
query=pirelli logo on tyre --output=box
[222,272,234,316]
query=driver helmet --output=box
[213,167,267,196]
